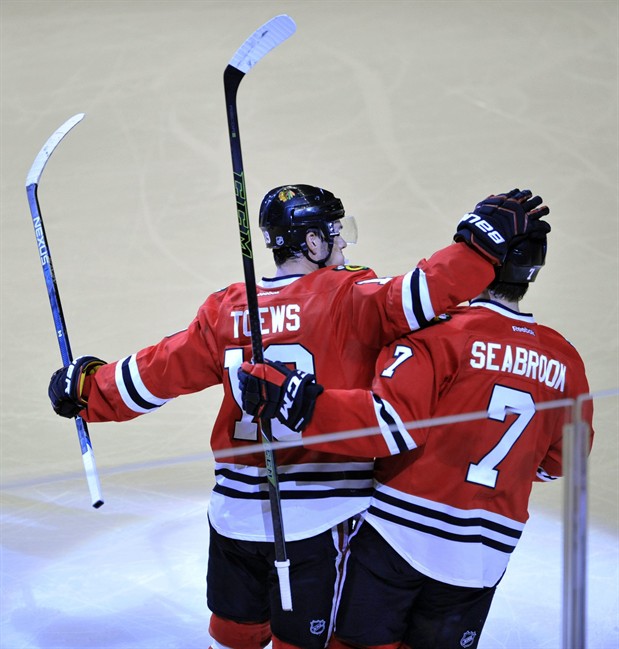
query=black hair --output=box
[273,246,302,266]
[488,279,529,302]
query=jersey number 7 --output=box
[381,345,536,490]
[467,385,536,488]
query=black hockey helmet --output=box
[259,184,347,250]
[496,233,547,283]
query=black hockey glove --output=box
[48,355,107,418]
[454,188,551,265]
[238,360,324,432]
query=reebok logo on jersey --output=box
[512,325,535,336]
[460,213,506,244]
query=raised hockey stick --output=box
[26,113,104,509]
[223,14,296,611]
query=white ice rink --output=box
[1,2,617,648]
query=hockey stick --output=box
[223,14,296,611]
[26,113,104,509]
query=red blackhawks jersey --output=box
[81,243,494,542]
[303,299,594,586]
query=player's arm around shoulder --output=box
[343,242,494,347]
[417,242,495,315]
[302,387,390,457]
[305,335,439,459]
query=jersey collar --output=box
[260,274,304,288]
[469,298,536,324]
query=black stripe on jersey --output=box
[368,505,517,554]
[214,484,373,500]
[372,394,410,453]
[278,468,374,483]
[119,357,159,411]
[215,467,263,485]
[373,489,521,540]
[215,467,374,484]
[289,486,374,499]
[410,268,431,328]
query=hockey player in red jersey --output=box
[48,185,549,649]
[238,194,592,649]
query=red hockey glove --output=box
[48,355,107,418]
[238,360,324,432]
[454,188,551,265]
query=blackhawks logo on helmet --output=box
[278,188,297,202]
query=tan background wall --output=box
[1,2,617,648]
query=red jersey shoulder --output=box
[191,283,245,333]
[410,306,577,353]
[402,305,590,393]
[282,265,379,295]
[403,305,470,341]
[202,282,246,308]
[531,322,589,372]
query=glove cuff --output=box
[76,359,106,405]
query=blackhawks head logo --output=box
[278,188,296,202]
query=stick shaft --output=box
[223,18,295,608]
[26,115,104,508]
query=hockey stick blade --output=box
[228,15,296,75]
[26,114,104,509]
[26,113,85,186]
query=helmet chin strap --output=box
[302,245,333,268]
[300,234,334,268]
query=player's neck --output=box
[274,255,320,277]
[474,290,521,312]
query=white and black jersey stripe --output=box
[366,483,525,588]
[536,466,559,481]
[115,355,171,414]
[369,488,521,554]
[371,394,417,455]
[214,461,374,500]
[402,268,435,331]
[209,461,374,541]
